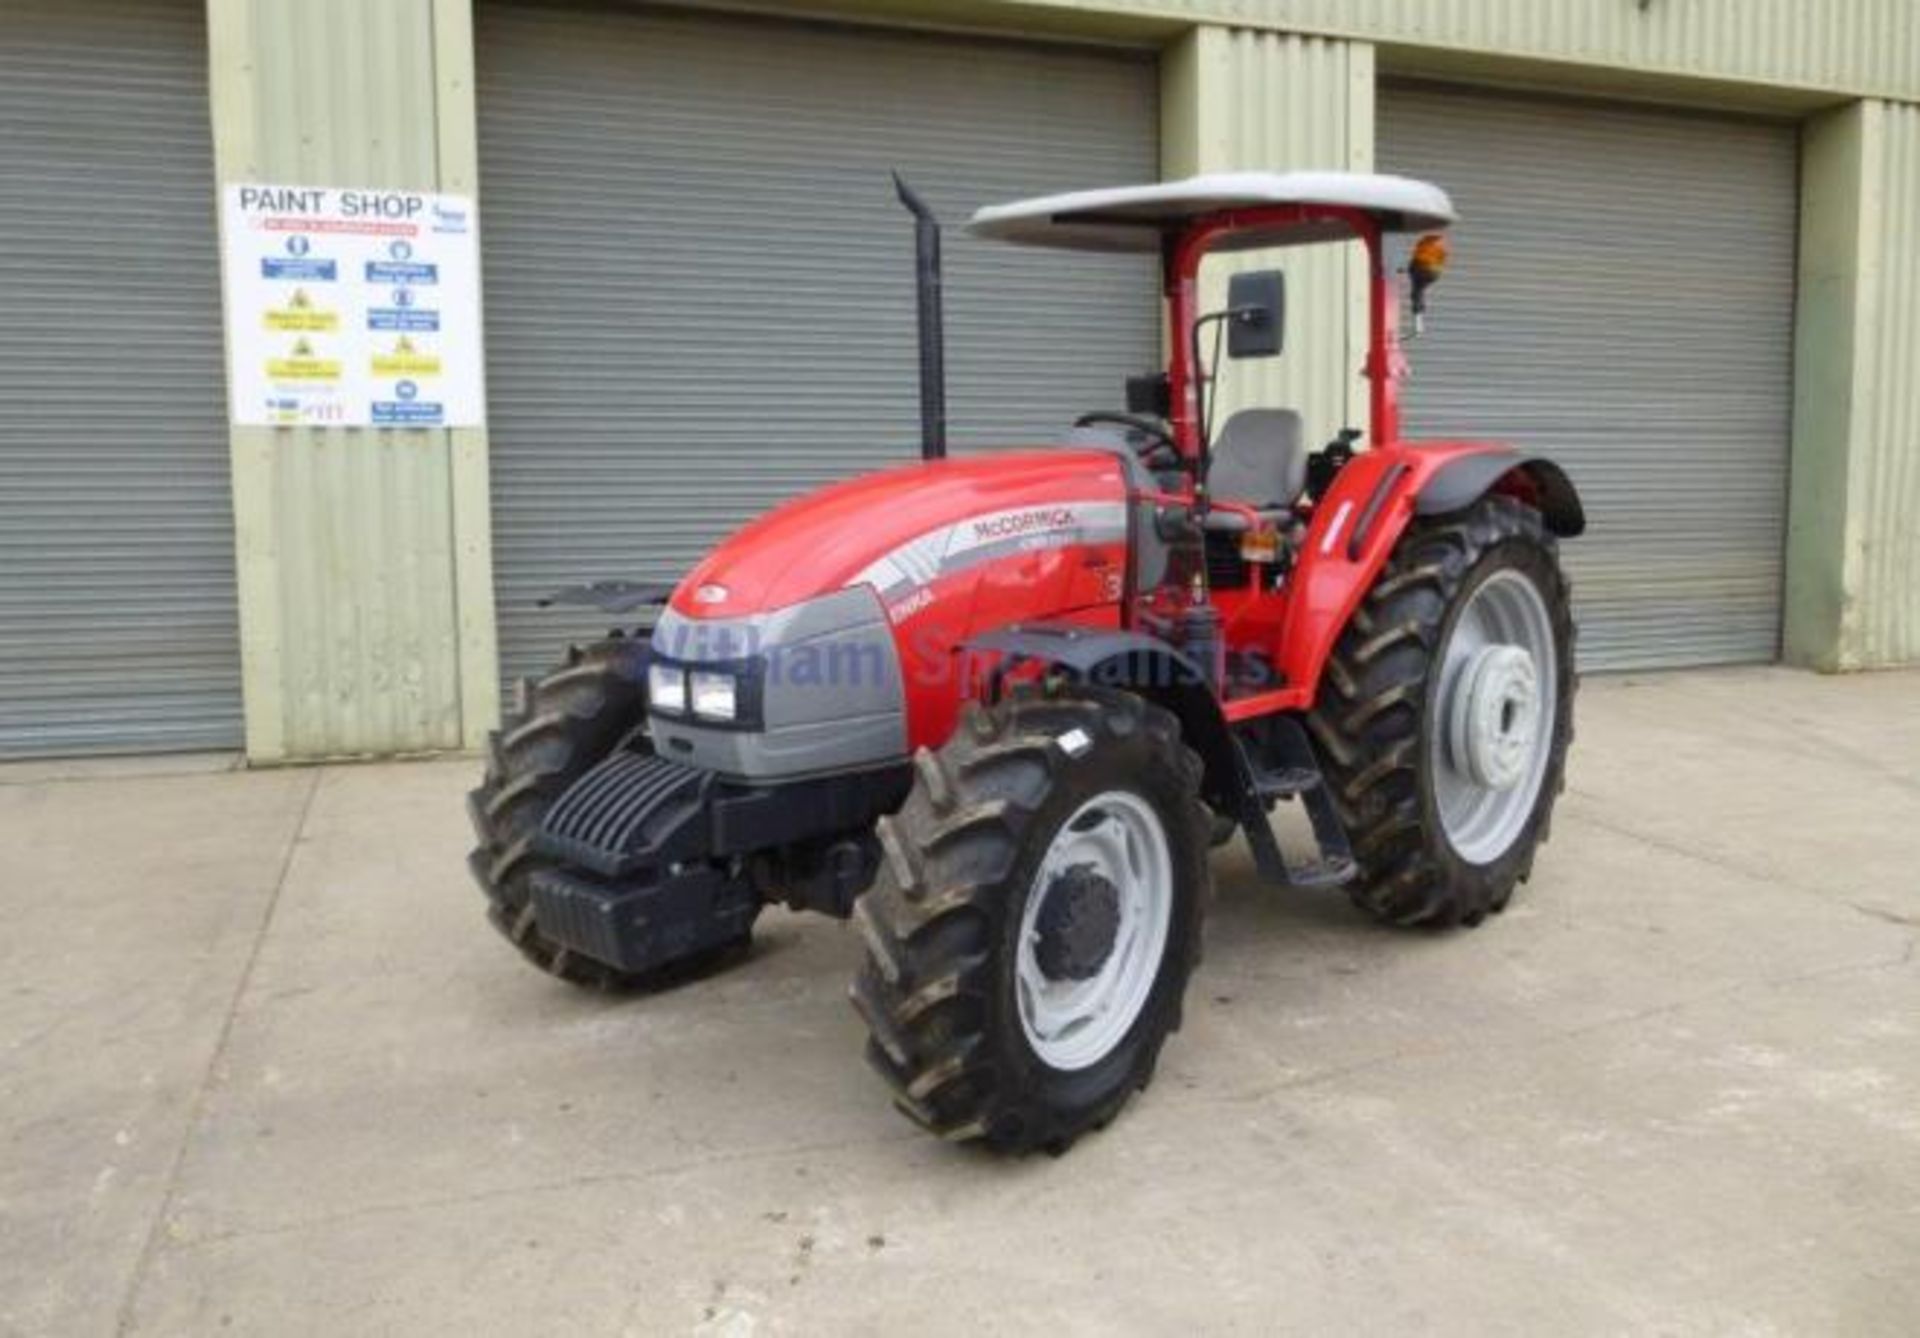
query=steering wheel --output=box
[1072,412,1182,470]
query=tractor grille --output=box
[537,749,708,876]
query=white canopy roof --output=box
[966,171,1455,253]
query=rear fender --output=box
[1418,452,1585,537]
[1277,443,1581,705]
[961,625,1251,813]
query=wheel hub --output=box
[1448,643,1540,791]
[1015,790,1175,1072]
[1430,567,1559,866]
[1033,863,1122,982]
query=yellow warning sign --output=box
[371,335,441,377]
[263,288,339,333]
[267,337,342,381]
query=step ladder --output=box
[1229,715,1357,889]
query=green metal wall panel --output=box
[1787,99,1920,671]
[731,0,1918,102]
[1245,0,1916,101]
[1850,101,1920,665]
[209,0,495,759]
[1783,103,1864,671]
[1162,26,1371,451]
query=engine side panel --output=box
[671,449,1130,618]
[658,448,1132,770]
[880,503,1128,749]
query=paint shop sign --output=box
[222,184,485,428]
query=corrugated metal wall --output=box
[1010,0,1916,101]
[1786,98,1920,672]
[1850,101,1920,665]
[0,0,241,757]
[174,0,1918,765]
[207,0,494,759]
[476,2,1161,685]
[1260,0,1914,99]
[1381,85,1798,670]
[1162,27,1371,451]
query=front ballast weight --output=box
[467,632,909,988]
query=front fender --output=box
[961,624,1248,813]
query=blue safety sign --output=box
[372,399,445,425]
[367,307,441,332]
[262,258,337,281]
[365,261,438,284]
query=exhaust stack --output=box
[892,173,947,461]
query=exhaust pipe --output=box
[892,173,947,461]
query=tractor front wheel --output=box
[1310,496,1575,927]
[850,685,1210,1154]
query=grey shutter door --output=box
[1379,85,1797,669]
[477,3,1159,684]
[0,0,240,756]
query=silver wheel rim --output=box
[1015,790,1173,1072]
[1431,567,1558,865]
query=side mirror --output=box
[1226,269,1284,359]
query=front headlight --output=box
[689,669,738,721]
[647,662,687,714]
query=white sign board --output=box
[221,184,485,428]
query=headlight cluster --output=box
[648,659,744,723]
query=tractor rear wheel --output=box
[850,684,1210,1154]
[466,635,754,989]
[1309,497,1575,928]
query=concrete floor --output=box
[3,667,1918,1337]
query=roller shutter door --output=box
[1380,85,1797,669]
[478,3,1159,683]
[0,0,240,756]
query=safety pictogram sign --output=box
[266,337,343,382]
[263,289,339,334]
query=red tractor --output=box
[469,171,1583,1154]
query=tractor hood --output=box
[670,448,1131,618]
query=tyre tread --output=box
[1308,497,1576,928]
[851,682,1208,1154]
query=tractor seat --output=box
[1202,409,1306,531]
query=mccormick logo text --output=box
[970,507,1077,542]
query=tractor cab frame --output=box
[961,172,1585,889]
[968,171,1455,464]
[965,172,1579,703]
